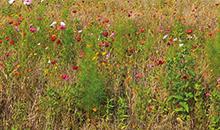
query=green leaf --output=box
[179,102,189,113]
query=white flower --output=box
[8,0,15,4]
[179,44,184,47]
[163,34,169,40]
[173,38,178,42]
[50,21,57,28]
[78,30,83,33]
[60,22,66,27]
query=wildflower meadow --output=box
[0,0,220,129]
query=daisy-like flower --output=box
[163,34,169,40]
[179,43,184,47]
[78,30,83,33]
[50,21,57,28]
[8,0,15,5]
[23,0,32,5]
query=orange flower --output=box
[50,34,57,42]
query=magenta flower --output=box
[23,0,32,5]
[58,22,66,30]
[30,26,37,33]
[61,74,69,80]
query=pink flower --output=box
[217,78,220,85]
[110,32,116,39]
[23,0,32,5]
[61,74,69,80]
[135,72,144,79]
[30,26,37,33]
[58,22,66,30]
[205,92,211,97]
